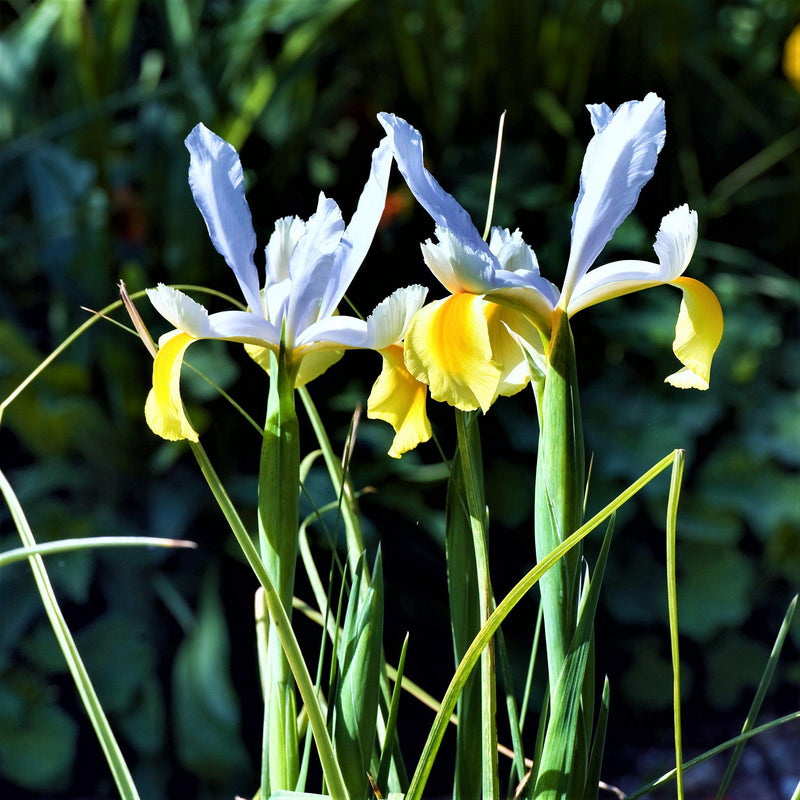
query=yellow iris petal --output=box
[145,332,199,441]
[484,303,545,397]
[404,293,502,412]
[244,343,344,387]
[367,344,432,458]
[665,276,723,390]
[784,23,800,91]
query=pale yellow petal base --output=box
[244,343,344,388]
[145,332,199,441]
[404,292,544,413]
[485,303,546,397]
[368,345,432,458]
[665,276,723,390]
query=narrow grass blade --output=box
[497,626,527,788]
[625,711,800,799]
[0,466,141,800]
[377,634,409,793]
[583,677,610,800]
[666,450,686,800]
[483,111,507,240]
[0,536,195,568]
[299,387,365,578]
[715,594,798,800]
[332,551,384,798]
[405,451,680,800]
[519,603,544,728]
[1,284,243,427]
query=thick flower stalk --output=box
[144,123,427,795]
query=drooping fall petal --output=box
[665,276,723,390]
[145,332,199,441]
[404,293,502,413]
[367,344,432,458]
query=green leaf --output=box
[172,572,249,781]
[533,519,612,800]
[0,669,77,791]
[445,430,482,800]
[332,550,384,798]
[677,544,755,641]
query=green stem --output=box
[258,348,301,796]
[455,410,499,800]
[534,308,585,695]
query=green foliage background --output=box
[0,0,797,797]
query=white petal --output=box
[205,310,281,345]
[489,269,561,309]
[562,93,666,305]
[586,102,613,133]
[147,284,214,338]
[320,137,393,319]
[265,215,306,285]
[185,124,263,316]
[652,204,698,281]
[421,238,459,292]
[489,227,540,273]
[285,193,344,341]
[568,205,699,315]
[263,278,292,325]
[295,315,369,350]
[365,284,429,350]
[377,112,499,288]
[503,322,547,380]
[428,226,496,293]
[567,260,663,314]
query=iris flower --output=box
[377,94,723,425]
[146,123,429,453]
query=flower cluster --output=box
[145,95,723,456]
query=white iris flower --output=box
[376,94,723,423]
[145,123,428,451]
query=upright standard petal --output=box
[320,137,393,319]
[285,193,344,344]
[265,216,306,285]
[665,277,723,390]
[377,112,498,291]
[562,93,666,306]
[368,344,432,458]
[185,124,263,316]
